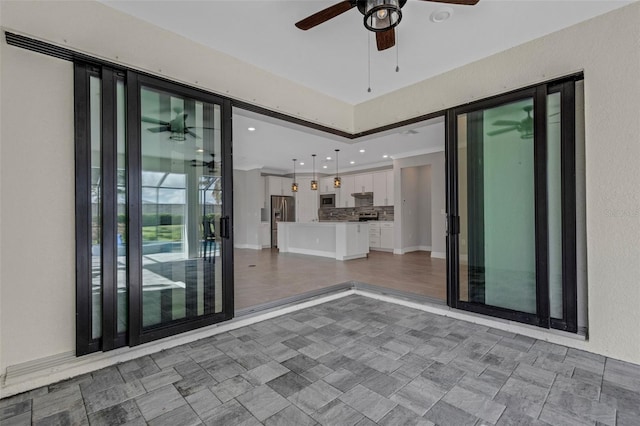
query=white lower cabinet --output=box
[380,222,394,249]
[369,222,394,251]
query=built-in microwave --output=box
[319,194,335,208]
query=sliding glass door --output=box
[76,65,234,354]
[447,80,577,332]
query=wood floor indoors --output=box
[234,249,446,310]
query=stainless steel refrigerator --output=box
[271,195,295,248]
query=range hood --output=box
[351,192,373,198]
[351,192,373,207]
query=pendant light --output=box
[291,159,298,192]
[310,154,318,190]
[334,149,341,189]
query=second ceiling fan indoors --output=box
[295,0,479,51]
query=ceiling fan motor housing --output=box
[358,0,407,32]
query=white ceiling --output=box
[233,108,445,173]
[101,0,632,105]
[102,0,632,173]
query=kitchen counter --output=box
[277,222,369,260]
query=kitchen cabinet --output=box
[386,170,394,206]
[373,172,386,206]
[372,170,394,206]
[380,222,394,250]
[320,176,335,194]
[354,174,373,193]
[338,175,355,208]
[369,222,381,249]
[266,176,294,196]
[369,221,394,251]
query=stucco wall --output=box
[1,0,639,389]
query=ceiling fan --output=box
[142,106,210,141]
[295,0,479,51]
[191,154,220,174]
[487,105,534,139]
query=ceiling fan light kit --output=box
[361,0,405,32]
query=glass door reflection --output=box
[140,85,223,329]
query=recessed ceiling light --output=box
[383,154,389,158]
[350,161,355,165]
[359,149,365,153]
[300,162,304,165]
[326,156,332,160]
[323,165,328,169]
[248,127,256,132]
[430,7,453,23]
[196,148,204,153]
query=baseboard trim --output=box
[234,244,262,250]
[431,251,446,259]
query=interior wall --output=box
[400,168,419,249]
[232,169,262,249]
[394,151,446,258]
[418,166,432,249]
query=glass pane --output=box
[547,92,563,319]
[140,85,222,329]
[458,98,537,314]
[90,75,102,339]
[116,79,128,334]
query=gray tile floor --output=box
[2,295,640,425]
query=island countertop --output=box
[277,222,369,261]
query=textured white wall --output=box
[0,44,76,372]
[1,0,638,384]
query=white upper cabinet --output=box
[354,174,373,193]
[266,176,294,196]
[320,176,335,194]
[373,172,387,206]
[338,175,355,207]
[385,170,394,206]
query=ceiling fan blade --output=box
[147,126,169,133]
[419,0,479,5]
[295,1,355,30]
[142,116,170,125]
[492,120,521,126]
[186,129,201,139]
[376,28,396,51]
[487,127,518,136]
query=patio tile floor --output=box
[2,295,639,425]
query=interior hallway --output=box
[234,249,446,310]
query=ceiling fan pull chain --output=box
[396,28,400,72]
[367,30,372,93]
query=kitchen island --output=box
[277,222,369,260]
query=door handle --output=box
[219,216,230,239]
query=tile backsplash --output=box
[318,206,394,222]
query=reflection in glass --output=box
[140,86,222,328]
[90,75,102,339]
[458,98,537,314]
[116,79,128,334]
[547,93,563,319]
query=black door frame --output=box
[446,78,579,332]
